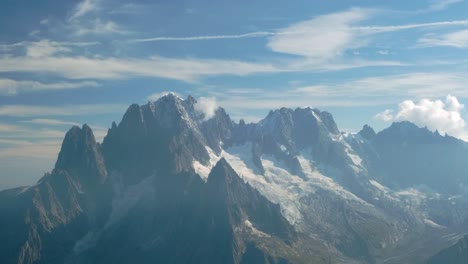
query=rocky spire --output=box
[358,124,376,141]
[55,124,107,184]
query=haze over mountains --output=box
[1,93,468,264]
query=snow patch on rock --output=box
[244,219,271,238]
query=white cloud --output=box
[268,8,370,60]
[0,79,99,95]
[70,0,99,20]
[194,97,218,120]
[426,0,463,11]
[0,55,279,82]
[72,19,125,36]
[377,50,390,55]
[0,140,61,159]
[0,123,67,139]
[418,29,468,48]
[131,18,468,47]
[356,19,468,33]
[374,109,394,122]
[132,31,274,43]
[0,40,99,55]
[289,72,468,98]
[20,119,80,126]
[337,72,467,98]
[0,124,25,132]
[67,0,125,36]
[375,95,468,141]
[0,104,126,117]
[26,39,71,57]
[0,122,108,162]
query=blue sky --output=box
[2,0,468,188]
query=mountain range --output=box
[1,93,468,264]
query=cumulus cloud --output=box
[375,109,394,122]
[194,97,218,120]
[375,95,468,141]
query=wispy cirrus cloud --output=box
[25,39,71,57]
[4,8,468,86]
[0,140,62,159]
[356,19,468,33]
[268,8,370,60]
[418,29,468,48]
[66,0,126,36]
[342,72,468,97]
[0,79,99,95]
[425,0,464,12]
[20,119,80,126]
[0,54,280,82]
[132,31,276,43]
[0,40,99,55]
[287,72,468,99]
[130,15,468,46]
[69,0,100,20]
[71,19,126,36]
[0,104,127,117]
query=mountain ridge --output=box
[1,93,468,264]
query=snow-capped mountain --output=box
[1,93,468,264]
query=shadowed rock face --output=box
[426,235,468,264]
[56,124,108,186]
[358,125,376,141]
[369,121,468,192]
[0,125,112,264]
[68,159,299,264]
[3,94,468,264]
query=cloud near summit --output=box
[376,95,468,141]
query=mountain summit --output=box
[1,94,468,264]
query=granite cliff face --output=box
[2,93,468,264]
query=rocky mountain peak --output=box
[207,158,236,185]
[358,124,376,141]
[315,109,340,134]
[376,121,444,144]
[55,124,107,184]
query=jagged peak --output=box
[261,107,293,127]
[210,158,232,174]
[389,120,419,129]
[207,158,239,185]
[121,103,143,123]
[154,92,185,104]
[294,107,340,134]
[186,95,196,106]
[358,124,376,141]
[147,92,184,103]
[55,124,104,175]
[61,124,96,146]
[375,120,449,144]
